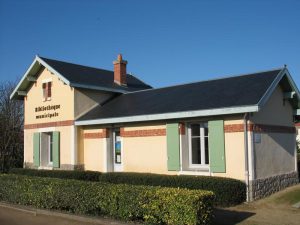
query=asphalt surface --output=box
[0,205,132,225]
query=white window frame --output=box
[188,122,209,169]
[113,128,123,172]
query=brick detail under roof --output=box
[252,124,295,133]
[179,123,186,135]
[84,129,109,139]
[120,127,166,137]
[224,124,249,133]
[24,120,74,129]
[224,123,295,133]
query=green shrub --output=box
[10,168,245,206]
[98,173,245,207]
[0,174,214,225]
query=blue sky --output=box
[0,0,299,88]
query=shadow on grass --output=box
[212,208,255,225]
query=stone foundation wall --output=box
[250,171,299,201]
[24,162,84,171]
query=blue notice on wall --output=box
[115,142,121,152]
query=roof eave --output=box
[10,56,71,100]
[75,105,259,126]
[70,83,129,94]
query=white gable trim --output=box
[257,68,300,109]
[37,57,70,85]
[10,56,39,100]
[10,56,70,100]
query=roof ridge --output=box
[125,67,284,95]
[39,56,116,74]
[39,56,144,78]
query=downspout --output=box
[244,113,250,202]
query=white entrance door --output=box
[113,129,123,172]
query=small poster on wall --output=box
[254,133,261,143]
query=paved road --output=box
[0,205,131,225]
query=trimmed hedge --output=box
[0,174,214,225]
[10,168,246,206]
[9,168,100,181]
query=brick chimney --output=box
[113,54,127,86]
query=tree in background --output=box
[0,81,23,172]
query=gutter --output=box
[244,113,250,202]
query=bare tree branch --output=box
[0,81,24,172]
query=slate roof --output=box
[77,69,283,122]
[40,57,152,92]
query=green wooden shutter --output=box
[167,123,180,171]
[33,133,40,167]
[208,120,226,173]
[52,131,60,168]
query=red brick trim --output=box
[179,123,186,135]
[24,120,74,129]
[224,124,245,133]
[252,124,295,134]
[295,123,300,127]
[224,123,295,134]
[120,127,166,137]
[84,129,109,139]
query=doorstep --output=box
[0,202,140,225]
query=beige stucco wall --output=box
[214,132,245,180]
[122,124,176,174]
[123,136,175,174]
[25,67,74,125]
[83,138,105,172]
[24,126,73,166]
[251,86,296,179]
[80,128,107,172]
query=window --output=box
[42,82,52,101]
[189,122,209,167]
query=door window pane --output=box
[191,124,200,136]
[191,137,201,164]
[204,125,208,137]
[205,137,209,164]
[115,130,121,164]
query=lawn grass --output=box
[273,186,300,205]
[213,184,300,225]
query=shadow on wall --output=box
[212,208,255,225]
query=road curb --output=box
[0,202,37,216]
[0,202,139,225]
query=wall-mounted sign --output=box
[35,104,60,119]
[254,133,261,143]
